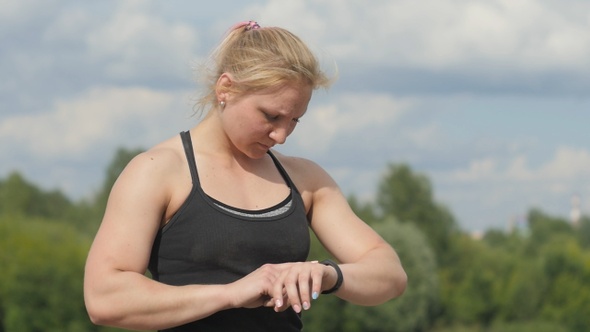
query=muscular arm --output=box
[290,158,407,305]
[84,150,273,330]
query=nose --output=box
[269,127,288,145]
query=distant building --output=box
[571,194,581,227]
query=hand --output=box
[225,264,282,309]
[225,261,335,313]
[270,261,331,313]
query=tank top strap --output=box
[267,150,301,195]
[180,131,199,184]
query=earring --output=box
[219,100,226,108]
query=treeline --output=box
[1,150,589,331]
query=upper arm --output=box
[286,157,390,264]
[85,150,176,278]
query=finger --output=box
[297,272,312,311]
[310,261,322,301]
[283,275,302,313]
[262,295,275,308]
[272,279,286,312]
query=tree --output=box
[526,208,574,253]
[539,237,590,331]
[576,216,590,249]
[343,218,439,332]
[0,216,98,331]
[303,217,439,332]
[376,163,458,262]
[0,172,73,220]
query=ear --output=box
[215,73,233,102]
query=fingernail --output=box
[312,292,319,300]
[275,299,282,307]
[293,304,301,313]
[303,301,310,310]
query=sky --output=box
[1,0,590,233]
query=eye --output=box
[292,118,300,124]
[263,112,280,121]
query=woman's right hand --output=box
[226,264,283,309]
[227,261,334,313]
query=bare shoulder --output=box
[125,135,185,175]
[270,150,340,196]
[110,136,188,205]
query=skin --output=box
[83,74,407,330]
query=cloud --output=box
[245,0,590,75]
[2,0,589,233]
[0,86,193,159]
[0,0,61,29]
[449,146,590,185]
[431,145,590,230]
[288,93,410,153]
[84,1,199,82]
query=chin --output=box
[249,151,269,160]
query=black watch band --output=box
[320,259,343,294]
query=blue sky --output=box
[1,0,589,233]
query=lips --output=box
[260,141,275,149]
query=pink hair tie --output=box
[245,20,261,31]
[232,20,261,32]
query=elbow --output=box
[392,268,408,299]
[84,293,122,327]
[85,301,110,326]
[375,267,407,305]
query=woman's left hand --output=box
[267,261,335,313]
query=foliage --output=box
[344,218,439,332]
[1,153,588,331]
[0,216,93,331]
[303,217,439,332]
[376,163,458,263]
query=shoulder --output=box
[112,135,187,200]
[124,137,184,178]
[270,150,340,197]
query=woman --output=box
[84,21,407,331]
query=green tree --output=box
[576,216,590,249]
[376,163,458,262]
[343,218,439,332]
[539,237,590,331]
[0,172,73,220]
[0,216,96,331]
[437,234,520,327]
[0,172,99,234]
[526,208,574,253]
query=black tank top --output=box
[148,131,310,331]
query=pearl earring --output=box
[219,101,226,108]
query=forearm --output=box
[334,244,407,305]
[85,271,231,330]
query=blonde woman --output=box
[84,21,406,331]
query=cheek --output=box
[240,119,270,139]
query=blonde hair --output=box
[194,22,332,115]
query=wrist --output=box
[320,259,343,294]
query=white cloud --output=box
[246,0,590,72]
[451,158,499,182]
[290,93,410,153]
[0,86,192,158]
[84,1,199,80]
[539,146,590,180]
[433,145,590,230]
[0,0,60,27]
[447,146,590,184]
